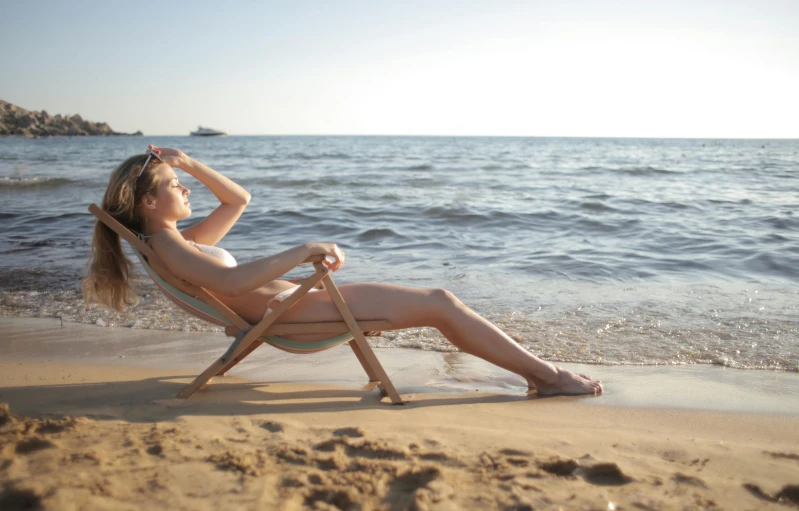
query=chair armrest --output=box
[291,255,326,288]
[288,278,325,289]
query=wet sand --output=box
[2,317,799,510]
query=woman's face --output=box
[148,164,191,221]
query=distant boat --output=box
[190,126,227,137]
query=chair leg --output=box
[177,357,232,399]
[321,274,404,405]
[348,339,380,382]
[216,340,263,376]
[177,333,262,399]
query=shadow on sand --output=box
[0,375,556,423]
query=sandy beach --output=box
[1,318,798,510]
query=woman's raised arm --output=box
[151,145,251,246]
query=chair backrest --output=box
[133,250,230,326]
[88,204,250,330]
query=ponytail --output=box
[82,219,137,311]
[82,153,161,311]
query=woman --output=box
[84,145,603,396]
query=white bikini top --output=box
[190,242,237,267]
[136,232,237,268]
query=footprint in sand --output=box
[673,472,708,488]
[32,418,78,434]
[499,448,532,457]
[418,452,450,462]
[260,421,284,433]
[15,437,56,454]
[539,457,579,476]
[314,437,409,461]
[780,485,799,505]
[69,452,100,466]
[304,489,357,510]
[383,466,445,510]
[313,439,342,453]
[743,483,775,502]
[0,485,41,511]
[306,473,325,486]
[744,483,799,505]
[206,451,265,476]
[538,458,633,486]
[763,451,799,462]
[418,449,467,469]
[579,463,633,485]
[505,456,530,467]
[274,445,309,465]
[478,448,535,471]
[332,426,365,438]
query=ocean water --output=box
[1,135,797,371]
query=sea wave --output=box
[763,216,799,232]
[578,201,618,213]
[0,176,75,188]
[356,228,409,242]
[581,165,681,176]
[254,178,316,188]
[288,152,351,160]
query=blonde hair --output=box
[82,154,162,311]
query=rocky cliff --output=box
[0,100,142,137]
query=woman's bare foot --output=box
[532,367,603,396]
[525,376,544,392]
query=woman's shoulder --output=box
[149,228,192,250]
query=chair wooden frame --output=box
[88,204,404,404]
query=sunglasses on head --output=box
[134,150,163,182]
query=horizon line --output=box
[141,134,799,141]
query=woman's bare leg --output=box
[277,283,602,396]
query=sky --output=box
[1,0,797,138]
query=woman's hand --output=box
[305,242,345,272]
[147,144,189,169]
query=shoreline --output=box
[2,317,798,415]
[2,317,799,509]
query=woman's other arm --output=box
[150,229,344,296]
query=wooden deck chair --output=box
[88,204,404,404]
